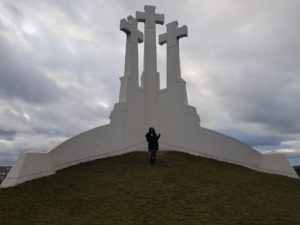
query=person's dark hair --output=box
[149,127,155,133]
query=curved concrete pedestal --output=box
[1,124,297,188]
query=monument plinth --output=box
[1,5,297,188]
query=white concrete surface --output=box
[1,5,297,188]
[136,5,164,128]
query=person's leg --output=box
[150,150,155,164]
[153,150,156,164]
[149,149,153,164]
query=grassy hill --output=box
[0,151,300,225]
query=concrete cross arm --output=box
[177,25,188,39]
[136,11,146,23]
[159,21,188,46]
[136,30,143,43]
[158,33,167,45]
[120,18,130,34]
[155,13,164,25]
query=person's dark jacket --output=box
[145,132,161,151]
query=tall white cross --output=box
[136,5,164,79]
[159,21,187,88]
[119,16,143,102]
[136,5,164,128]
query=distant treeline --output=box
[0,166,12,184]
[293,166,300,177]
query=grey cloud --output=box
[0,129,17,141]
[181,1,300,137]
[216,127,282,148]
[279,150,300,166]
[30,98,111,138]
[0,35,64,103]
[0,129,16,136]
[0,152,17,165]
[4,2,25,26]
[209,68,300,135]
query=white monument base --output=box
[1,123,297,188]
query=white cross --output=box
[120,15,143,43]
[159,21,187,47]
[136,5,164,28]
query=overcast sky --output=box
[0,0,299,166]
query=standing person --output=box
[145,127,161,165]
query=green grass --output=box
[0,151,300,225]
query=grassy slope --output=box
[0,151,300,225]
